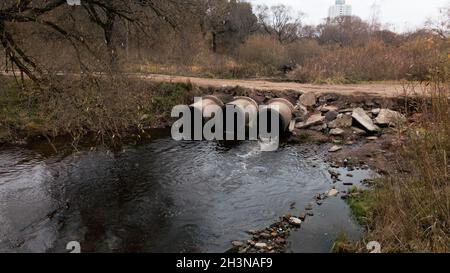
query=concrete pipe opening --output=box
[226,96,259,127]
[186,95,224,140]
[223,97,259,140]
[260,98,295,133]
[189,95,225,119]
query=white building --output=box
[328,0,352,19]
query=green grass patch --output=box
[345,187,373,225]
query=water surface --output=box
[0,134,371,253]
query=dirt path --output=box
[140,74,408,98]
[1,71,410,98]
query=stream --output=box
[0,130,374,253]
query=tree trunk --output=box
[212,32,217,53]
[104,13,118,71]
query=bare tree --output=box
[199,0,257,53]
[0,0,185,84]
[256,4,304,44]
[317,16,371,47]
[426,5,450,39]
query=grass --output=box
[0,75,199,146]
[0,76,43,141]
[332,232,358,253]
[347,79,450,253]
[346,187,373,225]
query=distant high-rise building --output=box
[328,0,352,19]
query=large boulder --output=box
[374,109,406,127]
[295,114,325,129]
[328,114,353,129]
[352,108,379,132]
[299,92,317,107]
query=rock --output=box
[339,108,353,113]
[289,120,296,132]
[255,243,267,249]
[316,200,323,206]
[374,109,406,127]
[315,193,325,200]
[343,182,354,186]
[329,170,341,178]
[299,92,317,107]
[305,203,313,211]
[352,108,379,132]
[299,212,306,221]
[310,123,327,132]
[325,111,339,122]
[371,108,381,115]
[320,94,339,103]
[295,114,325,129]
[330,128,345,136]
[294,104,308,117]
[327,189,339,197]
[352,127,367,136]
[289,217,302,226]
[320,105,339,113]
[328,115,353,129]
[367,136,378,141]
[346,173,354,177]
[329,145,342,153]
[232,241,244,247]
[307,212,314,216]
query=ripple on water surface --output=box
[0,138,374,253]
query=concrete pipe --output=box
[226,96,259,126]
[264,98,295,132]
[190,95,224,118]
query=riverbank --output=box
[1,74,448,252]
[0,75,202,149]
[348,83,450,252]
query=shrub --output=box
[236,35,288,76]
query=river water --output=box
[0,131,372,253]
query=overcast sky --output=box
[247,0,449,32]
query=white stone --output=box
[295,114,325,129]
[289,120,296,132]
[374,109,406,127]
[232,241,244,247]
[255,243,267,249]
[289,217,302,226]
[352,108,379,132]
[299,92,317,107]
[327,189,339,197]
[330,128,345,136]
[320,105,339,113]
[329,145,342,152]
